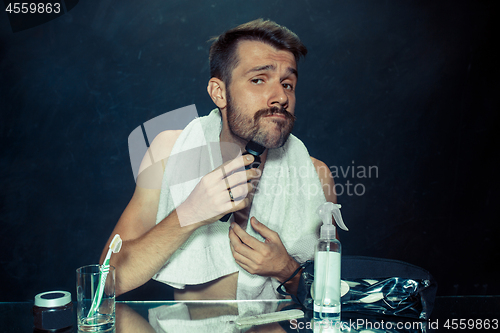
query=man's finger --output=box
[229,241,253,268]
[221,154,254,179]
[225,167,260,189]
[228,227,257,262]
[230,222,265,252]
[250,217,278,243]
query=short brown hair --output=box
[208,19,307,86]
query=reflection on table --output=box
[115,299,430,333]
[117,300,290,333]
[1,296,498,332]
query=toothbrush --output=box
[88,234,122,318]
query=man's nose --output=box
[268,82,289,109]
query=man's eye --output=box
[283,83,294,91]
[251,78,264,84]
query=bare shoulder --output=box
[139,130,183,172]
[310,157,331,182]
[150,130,183,151]
[100,130,183,263]
[310,156,337,204]
[136,130,183,189]
[111,130,182,241]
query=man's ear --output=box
[207,78,227,110]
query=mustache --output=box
[253,106,296,122]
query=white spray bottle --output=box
[313,202,348,322]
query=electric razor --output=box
[244,140,266,170]
[219,140,265,222]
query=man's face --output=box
[225,40,298,149]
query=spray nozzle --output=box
[317,202,349,239]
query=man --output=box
[100,19,336,300]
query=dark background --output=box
[1,0,498,302]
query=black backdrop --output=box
[1,0,498,302]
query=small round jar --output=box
[33,291,73,332]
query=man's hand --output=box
[176,154,260,227]
[229,217,299,282]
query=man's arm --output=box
[100,132,259,296]
[100,185,197,296]
[99,130,183,296]
[310,156,337,204]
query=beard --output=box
[226,90,296,149]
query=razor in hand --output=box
[219,140,265,222]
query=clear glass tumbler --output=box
[76,264,115,332]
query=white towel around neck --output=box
[153,108,326,299]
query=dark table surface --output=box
[1,296,499,332]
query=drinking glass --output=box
[76,264,115,332]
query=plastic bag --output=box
[341,277,431,319]
[279,257,437,320]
